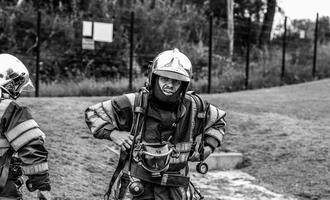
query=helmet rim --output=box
[154,70,190,82]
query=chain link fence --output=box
[1,2,330,96]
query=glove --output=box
[26,173,51,192]
[37,190,51,200]
[188,146,213,162]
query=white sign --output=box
[82,21,93,37]
[93,22,113,43]
[82,38,95,50]
[299,30,306,39]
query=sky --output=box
[278,0,329,20]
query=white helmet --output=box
[0,54,34,99]
[149,48,192,84]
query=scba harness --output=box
[104,88,209,200]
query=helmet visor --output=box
[21,78,35,92]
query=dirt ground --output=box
[18,79,330,199]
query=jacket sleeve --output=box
[85,94,135,139]
[203,104,226,151]
[2,101,50,192]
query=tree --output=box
[258,0,276,48]
[227,0,234,65]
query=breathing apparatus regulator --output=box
[127,171,144,197]
[195,124,208,174]
[196,154,208,174]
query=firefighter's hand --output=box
[204,146,212,159]
[189,146,213,162]
[110,130,134,151]
[37,190,51,200]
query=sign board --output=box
[82,38,95,50]
[82,21,93,37]
[93,22,113,43]
[81,20,113,50]
[299,30,306,39]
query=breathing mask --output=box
[133,142,176,177]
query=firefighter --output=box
[85,48,226,200]
[0,54,51,200]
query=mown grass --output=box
[26,44,330,97]
[19,78,330,199]
[39,78,146,97]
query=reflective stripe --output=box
[0,138,10,148]
[22,162,48,175]
[11,128,45,151]
[86,101,118,134]
[88,117,108,134]
[0,148,9,156]
[125,93,136,108]
[5,119,39,142]
[170,152,190,164]
[205,127,224,144]
[0,99,12,119]
[0,100,12,154]
[188,95,197,142]
[89,102,110,121]
[101,100,118,129]
[0,138,10,156]
[205,105,225,129]
[161,174,168,185]
[0,197,18,200]
[175,142,192,153]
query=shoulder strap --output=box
[0,146,14,191]
[186,91,208,137]
[128,88,149,169]
[0,99,13,124]
[104,149,128,200]
[131,89,148,138]
[186,91,209,161]
[104,88,149,200]
[0,100,22,191]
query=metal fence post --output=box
[313,13,319,79]
[281,16,287,83]
[208,13,213,94]
[35,4,41,97]
[129,11,134,90]
[245,16,251,89]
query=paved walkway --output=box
[190,170,297,200]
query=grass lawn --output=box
[19,78,330,200]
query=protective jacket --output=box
[0,99,50,199]
[85,91,226,198]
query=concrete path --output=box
[190,170,297,200]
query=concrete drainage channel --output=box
[189,152,297,200]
